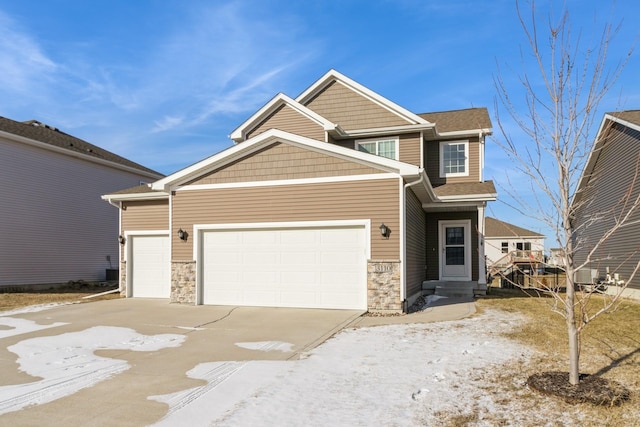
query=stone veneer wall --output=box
[367,260,402,312]
[119,260,127,297]
[171,261,196,304]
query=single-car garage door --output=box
[130,234,171,298]
[201,225,367,309]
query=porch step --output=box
[422,281,485,298]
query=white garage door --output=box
[130,235,171,298]
[201,225,367,309]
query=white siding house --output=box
[0,117,162,288]
[484,217,545,267]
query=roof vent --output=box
[23,120,58,131]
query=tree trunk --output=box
[566,281,580,385]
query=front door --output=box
[439,220,471,281]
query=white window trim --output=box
[439,140,469,178]
[355,136,399,160]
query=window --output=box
[356,137,399,160]
[516,242,531,251]
[440,140,469,177]
[501,242,508,253]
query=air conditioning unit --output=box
[574,268,598,284]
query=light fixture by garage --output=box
[379,223,389,239]
[118,235,126,245]
[177,228,188,241]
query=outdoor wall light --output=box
[118,235,126,245]
[379,223,389,239]
[177,228,188,241]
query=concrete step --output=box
[423,281,485,298]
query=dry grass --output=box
[0,283,121,312]
[470,288,640,426]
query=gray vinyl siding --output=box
[304,80,411,130]
[0,137,156,286]
[189,142,383,185]
[171,179,401,261]
[573,123,640,290]
[246,104,325,141]
[405,188,427,298]
[425,136,481,185]
[424,211,479,281]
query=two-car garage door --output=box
[200,225,367,310]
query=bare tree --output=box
[493,1,635,386]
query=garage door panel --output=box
[131,235,170,298]
[202,225,366,309]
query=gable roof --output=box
[296,69,431,127]
[151,128,425,192]
[485,217,544,238]
[229,93,339,143]
[418,108,492,135]
[0,116,162,178]
[574,110,640,205]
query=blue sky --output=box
[1,0,638,240]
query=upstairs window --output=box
[501,242,509,253]
[440,140,469,177]
[356,137,398,160]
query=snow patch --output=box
[0,326,185,415]
[235,341,293,352]
[0,303,71,317]
[0,317,67,339]
[149,310,531,426]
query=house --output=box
[572,110,640,299]
[102,70,496,312]
[0,117,163,289]
[484,217,545,266]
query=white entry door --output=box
[439,220,471,281]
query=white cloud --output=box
[0,11,57,94]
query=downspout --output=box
[402,170,426,311]
[104,198,123,294]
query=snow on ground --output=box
[151,309,532,426]
[0,317,67,339]
[0,326,185,415]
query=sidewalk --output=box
[351,298,476,327]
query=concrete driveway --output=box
[0,298,362,426]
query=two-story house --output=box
[102,70,496,312]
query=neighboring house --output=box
[102,70,496,312]
[0,117,163,288]
[548,248,566,268]
[572,110,640,299]
[484,217,545,267]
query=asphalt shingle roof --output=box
[609,110,640,126]
[485,217,544,238]
[418,108,492,133]
[433,180,497,197]
[0,116,161,176]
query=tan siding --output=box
[425,137,481,185]
[189,142,384,185]
[330,133,421,166]
[405,188,427,298]
[171,179,400,261]
[121,200,169,232]
[305,81,410,130]
[399,133,421,166]
[574,124,640,290]
[425,211,479,281]
[246,104,325,141]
